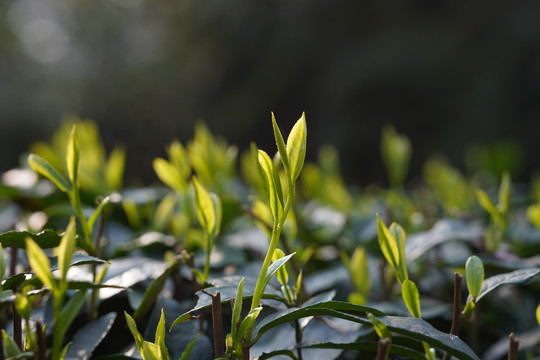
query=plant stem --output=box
[508,333,519,360]
[376,338,390,360]
[203,290,224,358]
[12,304,22,350]
[203,232,212,284]
[250,222,281,310]
[9,248,17,277]
[69,190,94,255]
[443,273,463,360]
[36,321,46,360]
[294,319,303,360]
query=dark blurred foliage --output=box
[2,0,540,186]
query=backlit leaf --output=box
[57,216,77,281]
[25,237,55,290]
[28,154,71,193]
[402,279,421,318]
[465,256,484,300]
[258,150,284,221]
[286,113,307,182]
[272,113,290,176]
[66,125,80,186]
[154,158,186,193]
[192,176,217,235]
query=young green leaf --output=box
[367,313,392,340]
[272,249,289,286]
[264,253,295,291]
[154,158,187,193]
[178,332,201,360]
[402,279,421,318]
[56,290,87,342]
[527,204,540,230]
[125,311,145,355]
[105,146,126,191]
[476,190,501,223]
[389,222,408,283]
[376,215,407,283]
[231,278,244,343]
[237,306,263,342]
[25,237,55,290]
[258,149,284,221]
[28,154,72,193]
[286,113,307,182]
[498,171,511,214]
[536,303,540,327]
[2,330,22,357]
[88,195,112,232]
[66,125,80,186]
[192,176,217,235]
[465,255,484,300]
[272,113,290,175]
[57,216,77,282]
[349,247,370,302]
[155,309,169,360]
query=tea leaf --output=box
[28,154,72,193]
[88,195,112,231]
[57,216,77,282]
[527,204,540,230]
[376,215,406,283]
[465,256,484,300]
[133,260,181,321]
[56,290,87,345]
[258,150,284,221]
[498,171,511,214]
[367,313,391,340]
[66,125,80,186]
[264,253,295,290]
[272,113,290,176]
[25,237,55,290]
[476,190,501,223]
[466,268,540,303]
[125,311,145,354]
[237,306,263,341]
[286,113,307,182]
[536,303,540,327]
[177,333,201,360]
[154,158,187,193]
[272,249,289,286]
[231,278,244,343]
[0,243,5,284]
[64,312,117,360]
[2,330,22,357]
[402,279,421,318]
[155,309,169,360]
[105,146,126,191]
[192,176,217,235]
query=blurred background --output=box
[2,0,540,186]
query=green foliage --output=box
[476,171,511,252]
[3,118,540,359]
[381,125,412,188]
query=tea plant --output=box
[0,115,538,360]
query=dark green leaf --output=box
[50,253,108,271]
[0,229,62,249]
[56,290,87,346]
[133,260,181,321]
[64,312,117,360]
[466,268,540,303]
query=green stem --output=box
[69,190,94,255]
[251,183,295,309]
[203,232,212,284]
[250,221,281,310]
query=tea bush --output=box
[0,114,538,360]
